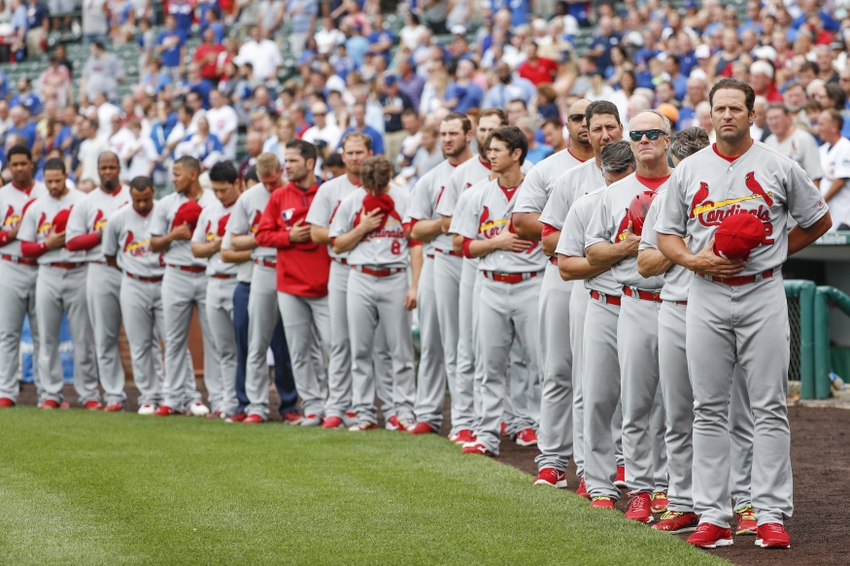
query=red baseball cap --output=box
[627,191,657,236]
[362,194,395,230]
[52,208,71,233]
[172,200,203,232]
[713,213,764,261]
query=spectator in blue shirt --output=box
[167,0,195,37]
[588,16,620,71]
[9,78,42,117]
[203,8,226,44]
[176,64,213,109]
[367,13,394,64]
[141,58,173,95]
[338,102,384,155]
[0,70,9,101]
[5,105,38,151]
[10,0,29,61]
[444,59,483,114]
[156,15,187,85]
[345,24,370,67]
[25,0,50,58]
[664,55,689,102]
[329,43,357,82]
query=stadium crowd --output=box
[0,0,844,554]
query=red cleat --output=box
[103,403,123,412]
[321,416,344,429]
[60,401,71,409]
[653,511,700,533]
[84,400,103,411]
[534,468,567,488]
[735,505,757,535]
[590,496,615,509]
[615,465,627,488]
[0,397,15,408]
[348,421,378,431]
[515,428,538,446]
[576,477,590,499]
[153,405,178,416]
[243,414,265,424]
[385,415,403,430]
[225,412,247,423]
[651,492,669,513]
[281,411,303,425]
[408,421,437,435]
[461,443,494,456]
[688,523,734,548]
[500,421,510,437]
[755,523,791,549]
[39,399,60,409]
[624,492,653,523]
[451,429,477,444]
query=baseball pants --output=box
[347,269,416,425]
[477,275,542,456]
[729,370,755,510]
[35,265,98,405]
[86,262,125,405]
[232,281,298,416]
[433,252,466,434]
[569,281,589,478]
[535,262,574,472]
[120,275,165,407]
[453,257,477,433]
[688,274,792,528]
[413,255,446,429]
[277,292,330,419]
[0,260,39,403]
[161,268,218,411]
[619,293,663,495]
[650,386,669,493]
[206,277,239,416]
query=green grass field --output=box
[0,409,730,565]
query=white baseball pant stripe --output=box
[688,274,792,528]
[536,262,574,472]
[35,265,99,405]
[433,253,466,433]
[413,256,446,428]
[120,276,165,407]
[86,262,125,405]
[277,292,330,418]
[162,268,218,411]
[0,261,39,402]
[206,277,239,415]
[569,280,589,478]
[347,270,415,424]
[453,258,476,431]
[477,276,542,455]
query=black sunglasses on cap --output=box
[629,129,667,141]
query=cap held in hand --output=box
[713,213,764,261]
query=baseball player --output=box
[228,153,303,424]
[656,78,831,549]
[191,160,242,419]
[406,112,475,435]
[638,127,756,535]
[256,140,330,426]
[102,176,166,414]
[150,155,219,416]
[330,155,422,431]
[0,145,46,407]
[585,110,672,523]
[307,132,397,429]
[18,158,99,409]
[455,126,546,457]
[529,99,608,491]
[65,152,130,411]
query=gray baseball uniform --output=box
[102,202,167,407]
[150,189,220,412]
[18,188,99,406]
[192,201,239,416]
[65,184,130,406]
[656,143,827,528]
[455,178,547,454]
[533,156,600,474]
[0,181,46,403]
[329,185,417,425]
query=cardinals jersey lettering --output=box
[406,159,457,254]
[65,185,131,262]
[639,188,690,302]
[586,173,668,290]
[226,183,280,260]
[192,201,238,277]
[656,142,829,276]
[150,189,218,267]
[514,148,588,214]
[329,185,413,269]
[102,202,165,278]
[455,178,548,274]
[17,188,86,265]
[539,159,605,231]
[556,186,621,297]
[306,173,360,260]
[0,181,47,257]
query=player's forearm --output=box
[558,255,608,281]
[440,216,452,235]
[231,234,257,250]
[66,232,100,251]
[105,254,119,269]
[637,248,673,278]
[255,228,292,249]
[221,248,252,263]
[409,219,443,242]
[332,227,367,254]
[409,244,423,290]
[467,238,500,258]
[452,233,463,254]
[150,234,172,252]
[20,241,48,258]
[788,212,832,257]
[512,212,542,241]
[310,225,332,246]
[656,233,695,270]
[191,241,219,258]
[586,241,631,268]
[541,231,560,256]
[0,230,12,246]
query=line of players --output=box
[0,78,829,551]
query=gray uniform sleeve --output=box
[785,159,830,229]
[101,211,120,256]
[654,168,688,237]
[329,195,355,239]
[406,174,433,222]
[65,197,90,240]
[191,209,209,244]
[149,196,169,237]
[559,204,588,257]
[538,177,568,230]
[638,198,661,251]
[17,201,37,241]
[454,193,480,240]
[227,196,250,235]
[437,166,463,218]
[584,190,613,250]
[513,165,547,213]
[306,185,333,227]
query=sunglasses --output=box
[629,129,667,141]
[567,113,586,123]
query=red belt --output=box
[254,258,277,268]
[212,273,235,279]
[168,264,206,273]
[126,272,163,283]
[90,260,106,265]
[49,262,85,269]
[590,289,621,306]
[696,269,773,286]
[435,249,462,257]
[623,286,662,303]
[482,271,539,284]
[353,266,404,277]
[332,257,348,265]
[668,300,688,306]
[550,256,558,265]
[1,254,37,266]
[426,254,435,259]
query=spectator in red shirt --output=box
[517,41,559,87]
[194,28,226,83]
[255,139,331,426]
[751,60,785,103]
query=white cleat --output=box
[187,402,210,416]
[137,403,156,416]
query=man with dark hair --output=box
[255,139,330,426]
[506,98,529,126]
[102,176,167,415]
[65,151,131,411]
[765,103,823,183]
[0,145,46,407]
[18,158,99,410]
[150,155,220,417]
[378,74,414,162]
[541,118,567,153]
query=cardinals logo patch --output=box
[3,205,21,228]
[124,231,151,256]
[37,212,51,234]
[689,173,775,227]
[478,205,507,239]
[93,210,107,231]
[250,210,262,233]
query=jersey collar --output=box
[635,173,670,191]
[11,181,33,195]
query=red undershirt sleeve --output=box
[66,233,100,251]
[20,241,48,258]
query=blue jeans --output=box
[233,282,297,415]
